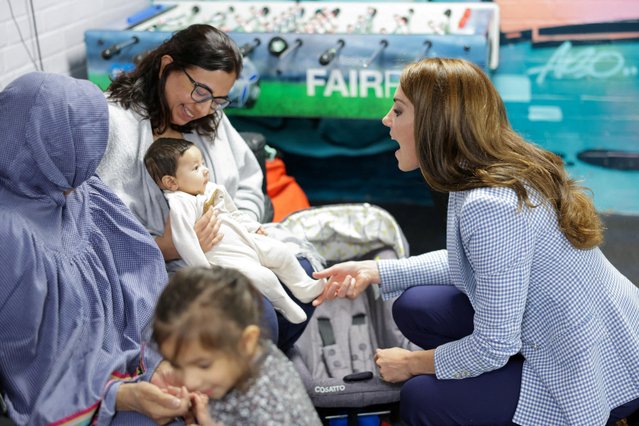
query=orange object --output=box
[266,157,310,222]
[458,8,471,29]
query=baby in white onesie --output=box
[144,137,324,323]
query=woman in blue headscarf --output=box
[0,73,190,424]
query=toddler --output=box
[152,267,322,425]
[144,137,324,323]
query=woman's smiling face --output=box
[160,56,236,127]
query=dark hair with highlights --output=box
[401,58,603,249]
[108,24,243,137]
[152,267,265,392]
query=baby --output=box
[144,137,324,323]
[152,267,322,425]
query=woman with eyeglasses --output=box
[99,24,314,353]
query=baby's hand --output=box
[255,226,267,236]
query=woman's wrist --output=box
[115,383,136,411]
[364,260,381,284]
[155,235,179,261]
[407,349,435,376]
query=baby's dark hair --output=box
[144,137,194,187]
[152,267,266,390]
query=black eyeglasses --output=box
[183,69,231,110]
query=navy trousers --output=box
[392,285,639,426]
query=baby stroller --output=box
[277,203,418,426]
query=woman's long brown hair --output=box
[401,58,603,249]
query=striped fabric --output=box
[378,186,639,425]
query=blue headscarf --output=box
[0,73,168,424]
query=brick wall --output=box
[0,0,148,89]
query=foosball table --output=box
[85,1,499,119]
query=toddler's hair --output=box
[144,137,194,186]
[152,266,265,390]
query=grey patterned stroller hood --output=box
[278,203,419,408]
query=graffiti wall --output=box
[493,0,639,214]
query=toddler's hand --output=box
[186,392,223,426]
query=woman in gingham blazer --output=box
[313,58,639,425]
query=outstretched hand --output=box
[312,260,380,306]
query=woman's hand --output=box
[156,209,222,261]
[115,382,190,424]
[374,348,435,382]
[311,260,380,306]
[374,347,414,383]
[195,208,223,252]
[150,360,180,390]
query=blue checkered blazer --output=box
[379,186,639,425]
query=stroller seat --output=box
[279,204,419,419]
